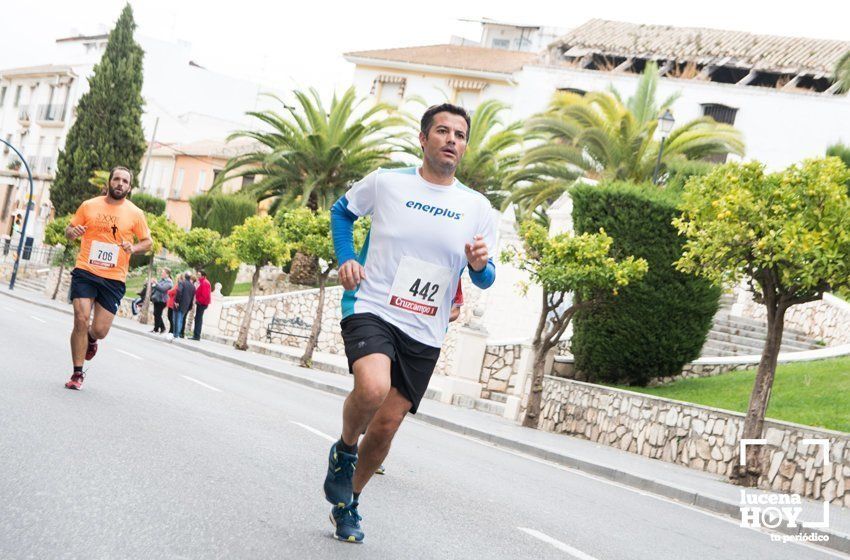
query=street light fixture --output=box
[0,138,34,290]
[652,109,676,185]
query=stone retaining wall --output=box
[216,277,484,374]
[539,376,850,506]
[480,343,523,397]
[740,292,850,346]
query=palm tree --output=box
[217,87,408,284]
[505,62,745,218]
[454,99,524,208]
[217,87,407,212]
[835,51,850,93]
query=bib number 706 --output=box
[408,278,439,302]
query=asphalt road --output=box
[0,293,846,560]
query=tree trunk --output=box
[52,260,65,300]
[522,341,550,428]
[731,298,786,486]
[289,251,318,286]
[235,266,260,351]
[301,272,327,367]
[139,260,154,325]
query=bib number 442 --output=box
[408,278,439,302]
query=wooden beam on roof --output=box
[579,55,594,69]
[737,70,759,85]
[657,61,674,76]
[697,65,716,80]
[781,74,804,91]
[613,58,633,72]
[823,82,842,95]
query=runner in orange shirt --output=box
[63,166,152,390]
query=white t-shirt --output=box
[342,166,498,347]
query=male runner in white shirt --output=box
[324,104,497,543]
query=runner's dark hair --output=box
[420,103,471,136]
[108,166,134,185]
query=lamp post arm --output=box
[0,138,35,290]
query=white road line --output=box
[290,421,336,443]
[116,349,142,360]
[181,375,223,393]
[2,305,14,312]
[29,315,47,323]
[518,528,599,560]
[410,419,850,559]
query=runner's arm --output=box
[468,258,495,289]
[330,197,359,265]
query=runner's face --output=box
[420,112,468,174]
[107,170,132,200]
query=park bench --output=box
[266,313,313,342]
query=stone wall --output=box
[480,343,523,397]
[218,286,346,354]
[739,292,850,346]
[217,277,486,374]
[539,376,850,507]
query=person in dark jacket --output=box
[191,270,212,341]
[150,268,173,333]
[174,272,195,339]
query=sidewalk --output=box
[3,284,849,555]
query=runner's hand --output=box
[338,259,365,290]
[465,235,489,272]
[121,241,134,254]
[67,225,86,239]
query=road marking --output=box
[181,375,222,393]
[116,349,141,360]
[290,421,336,443]
[517,528,598,560]
[410,420,850,559]
[29,315,47,323]
[2,305,14,312]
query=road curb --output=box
[3,287,848,555]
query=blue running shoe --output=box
[323,442,357,507]
[330,501,364,543]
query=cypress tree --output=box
[51,4,145,216]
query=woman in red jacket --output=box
[191,270,212,341]
[166,284,178,336]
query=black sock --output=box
[337,438,357,454]
[87,332,96,344]
[73,366,83,374]
[353,492,360,503]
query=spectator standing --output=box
[191,270,212,341]
[150,268,173,333]
[174,272,195,339]
[166,284,177,335]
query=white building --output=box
[0,32,273,246]
[346,18,850,169]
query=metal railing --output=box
[1,238,56,266]
[37,104,66,122]
[17,105,31,122]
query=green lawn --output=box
[615,357,850,433]
[229,282,252,296]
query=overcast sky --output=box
[1,0,847,97]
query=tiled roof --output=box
[550,19,850,76]
[345,44,539,75]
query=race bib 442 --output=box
[388,256,452,317]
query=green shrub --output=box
[190,193,256,295]
[826,143,850,194]
[570,181,721,385]
[663,157,715,192]
[129,192,166,215]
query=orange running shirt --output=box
[70,196,151,283]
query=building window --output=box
[701,104,738,163]
[241,175,255,188]
[370,75,407,102]
[13,85,22,108]
[0,86,6,106]
[557,87,587,96]
[448,79,487,111]
[196,170,207,194]
[173,168,185,198]
[491,38,510,49]
[701,103,738,125]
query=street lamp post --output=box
[652,109,676,185]
[1,138,35,290]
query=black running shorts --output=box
[69,268,126,315]
[340,312,441,414]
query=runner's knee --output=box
[353,381,390,410]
